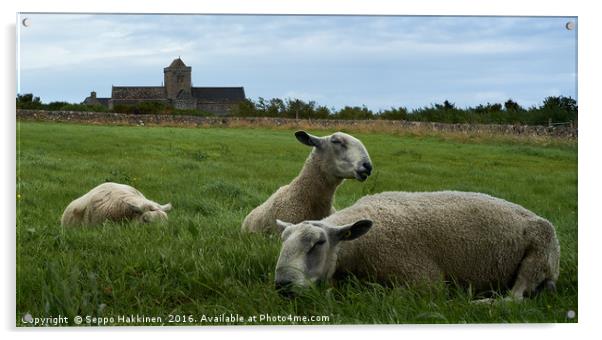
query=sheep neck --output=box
[291,151,343,203]
[325,244,342,281]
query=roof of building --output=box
[83,96,110,107]
[191,87,246,102]
[168,58,187,68]
[111,86,166,100]
[96,98,110,106]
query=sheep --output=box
[241,130,373,234]
[274,191,560,301]
[61,182,172,227]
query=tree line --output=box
[17,93,577,126]
[232,96,577,126]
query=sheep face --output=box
[274,219,373,295]
[295,131,373,181]
[130,202,171,224]
[138,209,168,223]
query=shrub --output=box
[333,106,374,120]
[16,94,43,109]
[379,107,409,120]
[113,102,169,115]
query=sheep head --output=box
[128,201,172,224]
[295,131,373,181]
[274,218,373,296]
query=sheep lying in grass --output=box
[61,182,172,227]
[241,130,373,234]
[274,191,560,301]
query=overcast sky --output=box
[17,14,577,111]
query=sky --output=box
[17,14,577,111]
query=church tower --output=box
[164,57,192,100]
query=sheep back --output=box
[325,191,559,291]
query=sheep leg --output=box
[471,248,554,304]
[509,250,550,301]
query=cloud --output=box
[19,15,559,70]
[472,91,509,103]
[17,14,577,110]
[282,91,325,102]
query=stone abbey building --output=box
[84,58,245,115]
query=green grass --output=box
[16,121,577,325]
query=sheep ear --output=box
[127,203,144,214]
[295,131,322,148]
[276,219,294,233]
[161,203,172,212]
[334,219,373,241]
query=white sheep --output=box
[274,191,560,301]
[241,130,373,234]
[61,182,172,227]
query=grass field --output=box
[16,121,577,325]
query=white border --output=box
[3,1,600,339]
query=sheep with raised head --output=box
[274,191,560,301]
[61,182,172,227]
[241,130,373,234]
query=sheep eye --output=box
[309,239,326,252]
[332,140,347,149]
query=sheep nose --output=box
[275,280,294,296]
[362,162,373,175]
[275,280,292,290]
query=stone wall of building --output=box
[197,103,235,115]
[174,98,197,110]
[164,66,192,100]
[111,87,166,100]
[17,109,578,139]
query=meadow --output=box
[16,121,577,325]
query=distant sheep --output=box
[274,191,560,301]
[241,130,373,234]
[61,182,172,227]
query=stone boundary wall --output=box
[16,109,577,139]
